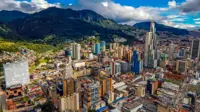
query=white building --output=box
[144,21,158,68]
[59,93,79,112]
[3,60,30,88]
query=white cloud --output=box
[194,18,200,21]
[168,0,177,8]
[102,2,108,7]
[170,18,185,22]
[77,0,167,23]
[69,3,73,6]
[161,19,197,29]
[195,21,200,24]
[120,21,136,25]
[0,0,60,13]
[167,15,179,19]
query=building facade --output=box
[144,21,158,69]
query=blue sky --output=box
[1,0,200,29]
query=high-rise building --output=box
[144,21,158,68]
[3,60,30,88]
[132,50,143,75]
[63,78,75,97]
[92,44,96,54]
[65,49,73,79]
[83,83,100,111]
[146,79,158,95]
[95,43,101,55]
[96,76,112,97]
[176,60,188,73]
[114,62,121,77]
[117,61,128,73]
[100,41,106,51]
[72,43,81,60]
[59,93,80,112]
[118,46,124,58]
[169,42,176,59]
[179,48,185,57]
[191,39,200,59]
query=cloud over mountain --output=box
[76,0,167,24]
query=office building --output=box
[3,60,30,88]
[59,93,80,112]
[169,42,176,59]
[179,48,185,57]
[95,43,101,55]
[100,41,106,51]
[72,43,81,60]
[96,76,112,97]
[114,62,121,77]
[92,44,96,54]
[132,50,143,75]
[83,83,100,111]
[144,21,158,68]
[127,52,133,63]
[63,78,75,97]
[191,39,200,59]
[176,60,188,73]
[117,61,128,73]
[135,86,145,97]
[118,46,124,58]
[65,52,73,79]
[146,79,158,95]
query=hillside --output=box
[0,10,29,22]
[133,21,189,35]
[0,7,135,44]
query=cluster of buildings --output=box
[1,21,200,112]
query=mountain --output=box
[0,7,135,43]
[133,21,189,35]
[0,10,29,23]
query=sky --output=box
[0,0,200,29]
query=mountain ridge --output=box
[133,21,189,35]
[0,7,135,44]
[0,10,29,22]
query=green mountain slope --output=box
[0,7,134,43]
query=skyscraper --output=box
[132,50,143,75]
[169,42,176,59]
[63,78,75,96]
[65,56,73,79]
[144,21,158,68]
[100,41,106,51]
[95,43,101,55]
[191,39,200,59]
[114,62,121,77]
[72,43,81,60]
